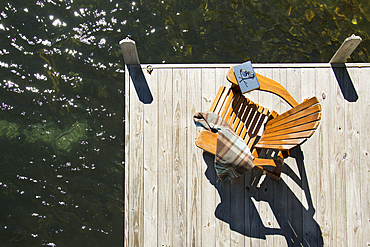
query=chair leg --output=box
[253,165,280,181]
[266,151,284,179]
[282,150,290,158]
[252,148,285,181]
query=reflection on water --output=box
[0,0,368,246]
[0,1,124,246]
[130,0,369,63]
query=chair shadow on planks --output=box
[128,65,153,104]
[203,146,324,247]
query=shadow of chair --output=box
[203,146,324,246]
[195,65,324,245]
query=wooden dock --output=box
[124,63,370,247]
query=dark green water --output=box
[0,0,368,246]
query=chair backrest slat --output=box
[260,130,315,141]
[231,97,249,131]
[235,100,255,136]
[210,86,227,113]
[210,87,272,147]
[239,104,258,142]
[247,107,270,149]
[220,90,237,120]
[227,95,244,126]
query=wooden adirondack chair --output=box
[195,68,322,181]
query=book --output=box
[233,61,260,93]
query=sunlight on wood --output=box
[251,197,280,229]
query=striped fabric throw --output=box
[194,112,254,184]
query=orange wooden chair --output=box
[195,68,321,181]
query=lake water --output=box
[0,0,368,246]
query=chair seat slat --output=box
[266,97,320,126]
[254,143,296,151]
[266,104,321,129]
[262,121,320,138]
[263,113,321,134]
[259,130,315,141]
[257,138,306,145]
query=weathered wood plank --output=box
[157,68,173,247]
[124,65,130,247]
[271,68,289,247]
[201,68,217,247]
[266,68,285,247]
[128,66,145,247]
[271,69,286,108]
[243,171,252,247]
[172,68,188,246]
[227,64,245,247]
[315,67,333,246]
[300,68,321,247]
[345,67,362,247]
[215,68,232,247]
[229,181,244,247]
[143,68,158,247]
[331,65,347,246]
[187,68,203,247]
[255,68,274,247]
[241,66,262,246]
[245,95,260,247]
[284,68,304,246]
[360,67,370,247]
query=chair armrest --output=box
[196,130,285,166]
[195,130,217,155]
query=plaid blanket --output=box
[194,111,254,184]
